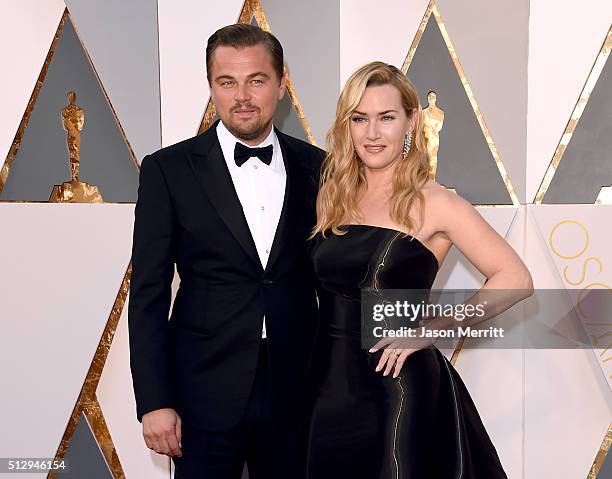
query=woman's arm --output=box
[373,185,533,377]
[419,187,534,337]
[436,186,533,292]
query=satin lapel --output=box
[264,129,306,275]
[186,121,263,271]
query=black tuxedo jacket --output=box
[128,120,324,431]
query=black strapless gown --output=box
[307,225,507,479]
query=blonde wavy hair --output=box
[311,61,431,238]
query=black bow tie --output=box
[234,142,273,167]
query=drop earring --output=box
[403,132,413,159]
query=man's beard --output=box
[226,107,272,142]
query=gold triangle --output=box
[401,0,519,207]
[587,423,612,478]
[0,9,66,194]
[49,263,131,479]
[0,8,140,198]
[534,26,612,204]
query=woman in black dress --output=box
[306,62,532,478]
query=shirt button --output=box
[260,206,265,211]
[253,164,258,169]
[265,249,270,254]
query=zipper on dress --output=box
[372,231,402,291]
[391,376,405,479]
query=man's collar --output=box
[217,120,280,171]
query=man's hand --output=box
[142,408,182,457]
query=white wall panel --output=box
[0,204,133,461]
[524,205,612,478]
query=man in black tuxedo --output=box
[128,24,324,478]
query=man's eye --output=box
[221,81,233,87]
[251,79,264,85]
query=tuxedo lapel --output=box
[186,121,263,271]
[264,129,307,275]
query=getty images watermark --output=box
[370,298,504,339]
[360,289,612,350]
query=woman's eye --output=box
[382,115,395,121]
[351,117,366,122]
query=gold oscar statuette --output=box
[423,91,455,194]
[49,91,103,203]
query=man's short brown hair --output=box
[206,24,284,82]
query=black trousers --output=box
[172,339,306,479]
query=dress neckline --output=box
[341,224,440,271]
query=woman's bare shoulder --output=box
[421,180,463,206]
[420,180,476,231]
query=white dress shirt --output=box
[216,120,286,338]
